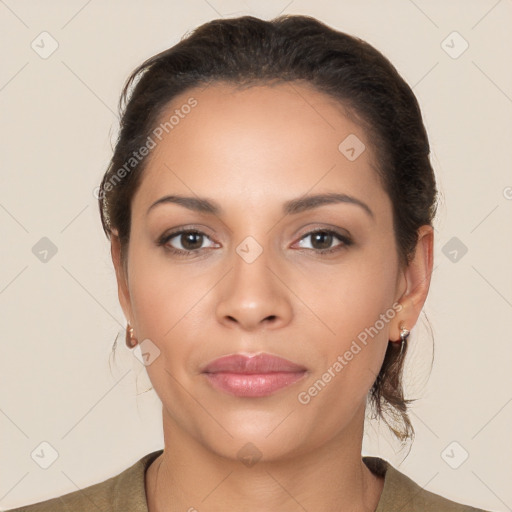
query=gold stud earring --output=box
[399,324,410,356]
[126,323,138,348]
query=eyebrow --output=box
[147,192,374,219]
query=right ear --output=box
[110,229,133,324]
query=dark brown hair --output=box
[99,14,437,445]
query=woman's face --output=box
[115,82,412,461]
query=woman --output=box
[7,14,494,512]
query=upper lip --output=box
[201,353,307,374]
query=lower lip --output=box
[203,371,307,397]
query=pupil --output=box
[313,232,332,250]
[183,233,202,250]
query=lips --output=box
[201,353,308,398]
[201,353,306,374]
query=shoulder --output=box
[363,456,494,512]
[4,450,163,512]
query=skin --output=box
[111,81,433,512]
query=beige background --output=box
[1,0,511,510]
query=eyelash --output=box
[157,227,353,257]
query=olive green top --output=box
[5,449,492,511]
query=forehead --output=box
[132,82,389,220]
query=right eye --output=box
[158,229,218,257]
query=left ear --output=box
[390,225,434,341]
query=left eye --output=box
[296,230,351,252]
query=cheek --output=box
[295,269,397,434]
[127,240,196,336]
[126,245,216,380]
[297,241,399,394]
[298,245,399,342]
[126,250,195,399]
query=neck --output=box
[146,403,384,512]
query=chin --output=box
[200,415,313,462]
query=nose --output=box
[215,244,293,331]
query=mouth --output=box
[201,353,308,398]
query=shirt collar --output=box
[113,450,415,511]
